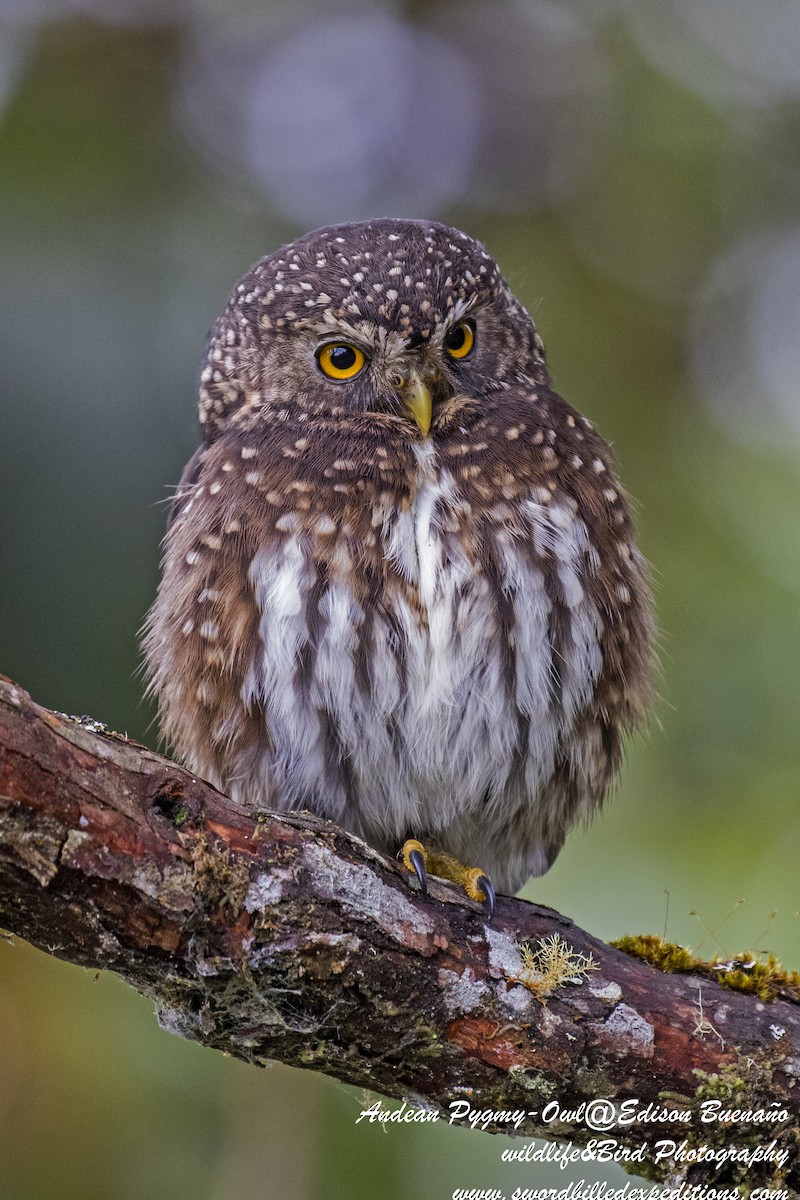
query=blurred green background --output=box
[1,3,799,1198]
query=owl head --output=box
[197,219,549,441]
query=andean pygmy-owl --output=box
[143,219,653,910]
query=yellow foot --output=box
[399,839,496,919]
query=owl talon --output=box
[462,866,496,918]
[400,838,428,896]
[408,849,428,896]
[476,874,495,920]
[399,841,495,919]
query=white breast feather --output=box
[242,456,604,871]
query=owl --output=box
[143,219,653,914]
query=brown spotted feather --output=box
[143,219,653,894]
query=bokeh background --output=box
[1,2,799,1197]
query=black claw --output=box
[477,874,495,920]
[408,849,428,896]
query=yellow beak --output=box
[401,376,432,437]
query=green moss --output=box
[711,953,800,1002]
[612,936,800,1002]
[688,1060,797,1196]
[693,1063,748,1110]
[190,833,251,915]
[611,933,701,973]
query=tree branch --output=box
[0,674,797,1190]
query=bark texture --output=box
[0,674,798,1191]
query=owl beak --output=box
[401,376,432,437]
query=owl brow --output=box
[311,322,413,360]
[310,318,380,348]
[434,296,479,341]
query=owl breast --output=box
[240,442,606,890]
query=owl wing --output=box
[144,436,265,798]
[509,387,653,858]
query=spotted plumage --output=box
[143,219,653,895]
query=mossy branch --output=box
[0,674,798,1191]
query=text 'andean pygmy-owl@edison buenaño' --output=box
[143,219,654,917]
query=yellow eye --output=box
[317,342,366,381]
[444,320,475,360]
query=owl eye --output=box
[444,320,475,360]
[316,342,366,381]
